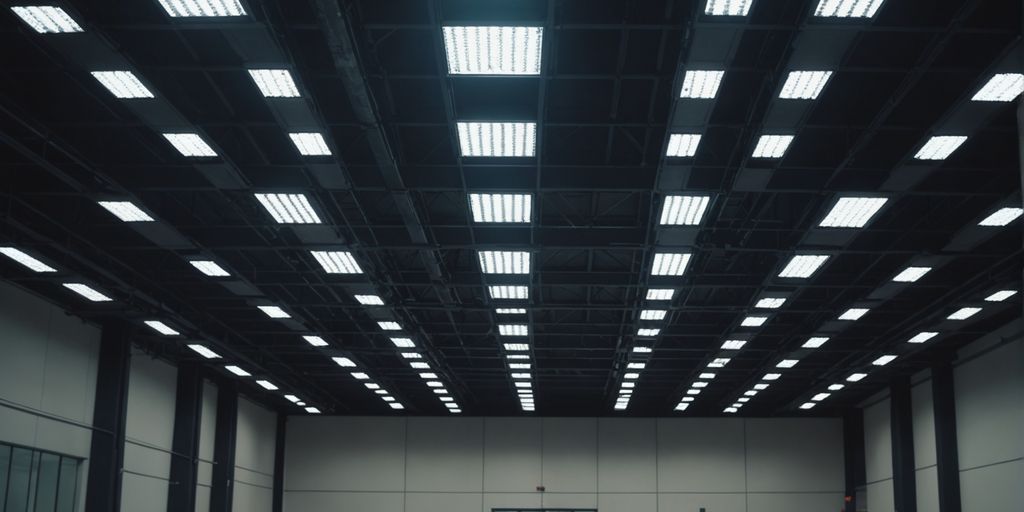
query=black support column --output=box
[842,411,867,512]
[890,376,917,512]
[932,364,962,512]
[167,364,204,512]
[84,321,132,512]
[210,384,238,512]
[272,413,287,512]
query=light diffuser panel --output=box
[248,69,300,98]
[469,193,532,223]
[665,133,702,157]
[98,201,155,222]
[776,359,799,368]
[157,0,247,17]
[847,373,867,382]
[332,356,356,367]
[708,358,731,367]
[751,135,794,158]
[189,344,221,359]
[755,297,786,309]
[914,136,967,160]
[488,285,529,300]
[971,73,1024,102]
[892,266,932,283]
[839,308,869,321]
[779,71,833,99]
[651,252,692,276]
[11,6,83,33]
[907,332,938,344]
[985,290,1018,302]
[637,328,660,337]
[814,0,886,18]
[90,71,155,99]
[803,337,830,348]
[741,316,767,327]
[62,283,113,302]
[309,251,363,274]
[442,26,543,75]
[457,122,536,157]
[679,70,725,98]
[225,365,250,377]
[254,193,322,224]
[947,307,981,320]
[378,321,402,331]
[288,132,332,156]
[189,260,230,277]
[646,289,675,301]
[872,355,897,366]
[0,247,57,273]
[496,308,527,314]
[477,250,531,274]
[144,320,180,336]
[162,133,218,157]
[819,197,888,228]
[721,339,746,350]
[639,309,667,321]
[659,195,711,225]
[498,324,529,336]
[391,337,415,348]
[978,207,1023,226]
[258,305,290,319]
[704,0,753,16]
[303,335,328,347]
[256,379,278,390]
[354,295,384,305]
[778,254,829,278]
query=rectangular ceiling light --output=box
[632,346,653,353]
[488,285,529,300]
[803,337,830,349]
[811,393,831,402]
[188,344,221,359]
[985,290,1018,302]
[378,321,402,331]
[157,0,247,17]
[333,356,356,367]
[0,247,56,273]
[248,69,300,98]
[225,365,250,377]
[391,337,415,348]
[872,354,897,366]
[162,133,217,157]
[721,339,746,350]
[755,297,786,309]
[751,135,794,158]
[499,324,529,336]
[893,266,932,283]
[309,251,362,274]
[776,359,799,368]
[978,207,1023,226]
[258,305,290,319]
[303,335,328,347]
[778,254,829,278]
[914,136,967,160]
[762,373,781,381]
[704,0,753,16]
[646,289,675,301]
[98,201,155,222]
[819,197,888,228]
[11,6,83,33]
[469,193,532,223]
[639,309,667,321]
[477,250,531,274]
[651,252,692,276]
[753,383,769,390]
[442,26,543,75]
[637,328,661,337]
[457,122,536,157]
[189,260,229,277]
[144,320,180,336]
[680,70,725,99]
[90,71,154,99]
[254,193,322,224]
[256,380,278,391]
[665,133,702,157]
[504,343,530,351]
[708,358,731,368]
[62,283,113,302]
[947,307,981,320]
[350,372,369,380]
[659,195,711,225]
[741,316,768,327]
[907,332,939,344]
[839,308,869,321]
[971,73,1024,102]
[779,71,833,99]
[847,373,867,382]
[304,407,321,414]
[289,132,332,156]
[828,384,844,391]
[814,0,886,18]
[354,294,384,305]
[799,402,816,410]
[496,308,527,314]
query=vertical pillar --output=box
[84,321,132,512]
[272,413,287,512]
[890,376,917,512]
[842,411,866,512]
[210,384,238,512]
[932,364,962,512]
[167,364,204,512]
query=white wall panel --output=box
[540,492,597,509]
[597,418,656,492]
[598,492,657,512]
[955,339,1024,469]
[405,492,480,512]
[285,416,406,492]
[482,492,542,511]
[285,491,404,512]
[406,417,483,492]
[656,418,745,493]
[865,479,895,512]
[746,493,843,512]
[911,382,936,468]
[234,397,277,512]
[483,417,542,492]
[658,492,746,512]
[541,418,597,493]
[960,459,1022,511]
[863,398,892,483]
[915,466,939,512]
[745,418,844,493]
[121,352,177,512]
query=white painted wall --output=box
[233,397,277,512]
[862,396,893,512]
[283,417,845,512]
[120,351,178,512]
[196,381,218,512]
[910,375,938,512]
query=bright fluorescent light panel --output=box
[303,335,328,347]
[91,71,154,99]
[907,332,938,344]
[637,328,660,337]
[144,321,179,336]
[162,133,217,158]
[378,321,402,331]
[755,297,786,309]
[893,266,932,283]
[651,252,692,276]
[62,283,113,302]
[972,73,1024,102]
[947,307,981,320]
[496,308,527,314]
[469,193,531,223]
[189,260,229,277]
[248,69,300,98]
[839,308,869,321]
[256,379,278,390]
[11,6,83,33]
[489,285,529,300]
[704,0,753,16]
[188,344,221,359]
[666,133,701,157]
[803,337,830,349]
[98,201,154,222]
[751,135,794,158]
[477,250,531,274]
[985,290,1018,302]
[721,339,746,350]
[741,316,768,327]
[310,250,363,274]
[814,0,886,18]
[157,0,247,17]
[0,247,56,273]
[914,136,967,160]
[457,122,536,157]
[659,195,710,225]
[442,26,542,75]
[289,132,332,156]
[978,207,1023,227]
[499,324,529,336]
[779,71,832,99]
[354,294,384,305]
[872,355,897,366]
[225,365,250,377]
[255,193,322,224]
[680,70,725,99]
[258,305,290,319]
[819,197,888,228]
[646,289,675,301]
[777,359,799,369]
[778,254,829,278]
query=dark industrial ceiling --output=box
[0,0,1020,417]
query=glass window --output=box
[0,445,9,506]
[55,457,78,512]
[0,443,80,512]
[34,453,60,512]
[5,447,33,512]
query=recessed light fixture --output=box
[499,324,529,336]
[289,132,332,156]
[157,0,247,17]
[377,321,401,331]
[188,344,221,359]
[914,136,967,160]
[354,295,384,305]
[496,308,527,314]
[633,346,653,353]
[488,285,529,300]
[692,382,708,389]
[304,407,321,414]
[351,372,370,380]
[509,363,531,369]
[0,247,56,273]
[665,133,702,157]
[478,250,531,274]
[637,328,661,337]
[978,207,1024,227]
[971,73,1024,102]
[506,354,529,360]
[741,316,768,327]
[708,357,731,368]
[985,290,1018,302]
[828,384,844,391]
[623,372,640,380]
[442,26,543,75]
[819,197,888,228]
[799,402,816,410]
[687,389,702,395]
[724,406,738,413]
[699,373,716,379]
[144,320,180,336]
[97,201,155,222]
[839,308,869,321]
[504,343,530,351]
[410,361,430,369]
[659,195,711,225]
[751,135,794,158]
[755,297,786,309]
[284,395,300,403]
[762,373,781,381]
[947,307,981,321]
[803,337,830,349]
[62,283,113,302]
[646,289,675,301]
[704,0,753,16]
[907,332,938,344]
[743,390,758,397]
[847,373,867,382]
[248,69,300,98]
[893,266,932,283]
[640,309,667,321]
[778,254,829,278]
[468,193,532,223]
[779,71,833,99]
[627,362,647,369]
[225,365,250,377]
[257,306,290,319]
[389,403,405,410]
[872,354,897,366]
[457,122,537,157]
[776,359,799,368]
[162,133,218,158]
[11,6,83,33]
[680,70,725,98]
[651,252,692,276]
[332,356,356,367]
[390,337,415,348]
[310,251,363,274]
[813,0,886,18]
[753,383,769,390]
[255,193,322,224]
[674,403,690,411]
[256,379,278,390]
[90,71,154,99]
[303,335,328,347]
[189,260,230,277]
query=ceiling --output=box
[0,0,1020,417]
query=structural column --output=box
[932,363,962,512]
[272,413,287,512]
[842,411,867,512]
[210,383,238,512]
[84,321,132,512]
[890,376,917,512]
[167,364,204,512]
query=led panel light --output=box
[248,69,300,98]
[225,365,250,377]
[256,379,278,390]
[478,250,531,274]
[504,343,530,351]
[753,383,769,390]
[442,26,543,75]
[468,193,532,223]
[814,0,886,18]
[640,309,667,321]
[819,197,888,228]
[11,6,83,33]
[704,0,753,16]
[659,195,711,225]
[971,73,1024,102]
[985,290,1018,302]
[98,201,154,222]
[741,316,768,327]
[189,260,229,277]
[310,251,363,274]
[708,358,731,368]
[674,403,690,411]
[410,362,430,369]
[632,346,653,353]
[699,373,716,379]
[623,372,640,380]
[258,306,290,319]
[284,394,300,403]
[509,363,531,369]
[457,122,536,157]
[914,136,967,160]
[332,357,356,367]
[351,372,370,380]
[499,324,529,336]
[496,308,527,314]
[978,207,1024,226]
[90,71,154,99]
[354,294,384,305]
[736,397,749,402]
[872,354,897,366]
[62,283,113,302]
[162,133,217,157]
[144,321,180,336]
[828,384,844,391]
[799,402,816,410]
[665,133,702,157]
[893,266,932,283]
[637,328,661,337]
[157,0,247,17]
[377,321,402,331]
[303,335,328,347]
[651,252,692,276]
[743,390,757,397]
[389,403,405,410]
[188,344,221,359]
[846,373,867,382]
[388,337,414,348]
[289,132,332,156]
[627,362,647,369]
[646,289,675,301]
[679,70,725,98]
[778,254,829,278]
[839,308,869,321]
[505,354,528,360]
[779,71,833,99]
[686,389,701,396]
[776,359,799,368]
[762,373,781,381]
[803,337,830,349]
[305,407,321,414]
[488,285,529,300]
[0,247,56,273]
[255,193,322,224]
[751,135,794,158]
[724,407,738,413]
[755,297,786,309]
[947,307,981,320]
